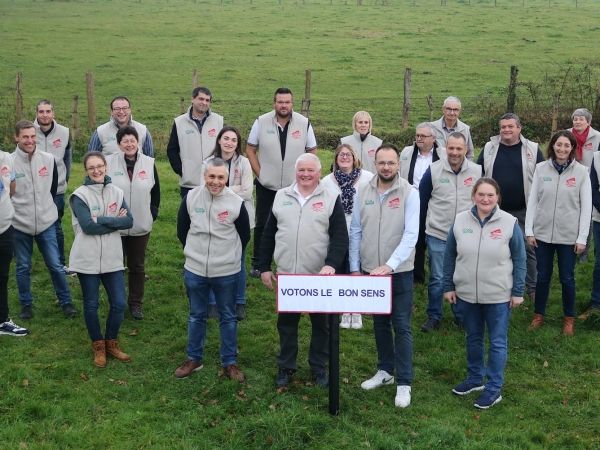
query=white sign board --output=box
[276,274,392,314]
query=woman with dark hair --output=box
[525,130,592,336]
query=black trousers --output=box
[0,226,14,323]
[413,226,427,285]
[252,180,277,268]
[276,312,329,374]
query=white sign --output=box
[276,274,392,314]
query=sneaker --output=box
[0,318,29,336]
[474,391,502,409]
[18,305,33,320]
[63,266,76,277]
[224,363,246,383]
[276,368,296,388]
[421,317,441,332]
[340,314,351,329]
[207,304,219,319]
[314,372,329,387]
[130,305,144,320]
[236,304,246,321]
[361,370,395,390]
[452,380,485,396]
[249,267,261,278]
[351,314,363,329]
[61,303,79,318]
[395,385,411,408]
[173,359,203,378]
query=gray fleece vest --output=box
[0,151,15,234]
[34,120,70,195]
[96,119,147,156]
[340,131,382,174]
[568,126,600,169]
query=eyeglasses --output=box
[86,164,106,172]
[376,161,398,167]
[338,152,353,159]
[415,134,433,140]
[112,107,130,112]
[444,107,461,113]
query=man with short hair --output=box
[419,133,481,332]
[167,86,224,198]
[350,144,419,408]
[477,113,544,299]
[174,157,250,382]
[246,88,318,278]
[10,120,78,320]
[429,96,475,161]
[259,153,348,389]
[33,100,73,275]
[88,96,154,157]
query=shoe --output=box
[18,305,33,320]
[314,372,329,387]
[0,318,29,336]
[130,305,144,320]
[236,304,246,321]
[61,303,79,318]
[395,385,411,408]
[351,314,363,329]
[104,339,131,362]
[474,391,502,409]
[563,317,574,336]
[529,293,536,301]
[174,359,203,378]
[452,380,485,396]
[64,266,76,277]
[527,313,544,330]
[144,274,150,281]
[361,370,395,390]
[340,314,351,329]
[224,363,246,383]
[579,255,589,264]
[578,307,600,320]
[421,317,441,332]
[207,304,219,319]
[249,267,260,278]
[276,368,296,388]
[92,340,106,368]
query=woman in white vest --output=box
[340,111,382,174]
[444,178,526,409]
[203,126,254,321]
[106,126,160,321]
[69,153,134,368]
[321,143,374,330]
[525,130,592,336]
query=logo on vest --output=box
[113,171,124,176]
[267,130,276,135]
[108,202,118,214]
[282,201,293,206]
[527,152,533,162]
[565,177,576,188]
[462,228,473,233]
[1,166,8,178]
[91,205,100,212]
[217,211,229,223]
[52,139,62,148]
[208,129,216,138]
[15,173,25,179]
[367,149,375,159]
[388,198,400,209]
[234,169,240,180]
[138,170,148,181]
[490,229,502,240]
[584,142,593,151]
[107,137,116,142]
[194,207,205,213]
[364,199,374,205]
[185,129,195,135]
[38,167,49,178]
[542,177,552,182]
[439,178,450,184]
[401,154,408,161]
[463,177,474,187]
[291,130,301,140]
[311,202,324,213]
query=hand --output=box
[510,296,524,308]
[92,216,97,223]
[319,265,335,275]
[526,236,537,248]
[370,264,393,275]
[574,243,586,255]
[261,271,276,291]
[118,208,128,217]
[444,291,457,304]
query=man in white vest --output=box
[167,86,224,198]
[33,100,73,275]
[246,87,318,278]
[88,96,154,157]
[429,96,474,161]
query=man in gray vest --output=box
[167,86,224,198]
[429,96,474,161]
[88,96,154,157]
[419,133,481,332]
[246,87,318,278]
[33,100,73,276]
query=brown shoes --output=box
[563,317,574,336]
[527,313,544,330]
[105,339,131,362]
[174,359,203,378]
[92,340,106,368]
[224,363,246,383]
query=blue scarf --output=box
[334,168,361,215]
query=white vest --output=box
[34,120,70,195]
[568,126,600,169]
[96,119,147,156]
[0,151,15,234]
[340,131,382,174]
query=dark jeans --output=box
[0,226,14,323]
[534,241,577,318]
[53,194,66,267]
[277,312,329,374]
[413,225,427,285]
[122,233,151,307]
[592,222,600,308]
[506,208,536,296]
[251,180,277,268]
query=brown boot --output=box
[527,313,544,330]
[92,340,106,368]
[563,317,575,336]
[105,339,131,362]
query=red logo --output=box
[1,166,8,178]
[138,170,148,181]
[566,177,576,188]
[388,198,400,209]
[291,130,301,139]
[52,139,62,149]
[311,201,324,212]
[368,149,375,159]
[490,229,502,240]
[584,142,593,151]
[463,177,474,187]
[527,152,533,162]
[38,167,49,178]
[207,128,216,137]
[217,211,229,223]
[108,202,118,214]
[234,169,240,180]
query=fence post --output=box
[16,72,23,121]
[427,94,434,122]
[86,72,96,131]
[301,70,312,118]
[71,95,79,141]
[180,97,186,115]
[506,65,518,113]
[192,69,198,89]
[551,93,558,137]
[594,78,600,128]
[402,68,411,129]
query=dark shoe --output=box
[474,391,502,409]
[236,304,246,321]
[314,372,329,388]
[207,304,219,320]
[527,313,544,330]
[579,255,589,264]
[63,266,76,277]
[130,305,144,320]
[174,359,203,378]
[0,318,29,336]
[452,380,485,396]
[62,303,79,318]
[249,267,260,278]
[224,363,246,383]
[563,317,574,336]
[105,339,131,362]
[18,305,33,320]
[276,368,296,388]
[421,317,440,332]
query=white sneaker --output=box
[351,314,363,329]
[361,370,395,390]
[340,314,351,329]
[395,385,411,408]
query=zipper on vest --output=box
[128,160,134,237]
[378,198,383,268]
[475,220,484,303]
[29,159,38,235]
[550,172,561,242]
[454,172,459,219]
[100,185,106,274]
[206,195,213,277]
[294,198,302,274]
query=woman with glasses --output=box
[525,130,592,336]
[340,111,382,174]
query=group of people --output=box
[1,88,598,411]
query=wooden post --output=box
[86,72,96,131]
[551,92,558,136]
[427,95,434,122]
[180,97,186,115]
[594,77,600,127]
[506,65,518,113]
[71,95,79,140]
[192,69,198,89]
[16,72,23,121]
[402,68,411,129]
[301,70,312,118]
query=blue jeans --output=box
[208,248,247,306]
[458,298,511,394]
[184,270,239,367]
[78,271,126,342]
[372,270,413,386]
[534,241,577,317]
[53,194,66,267]
[13,227,71,306]
[427,235,460,321]
[591,222,600,309]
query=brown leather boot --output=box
[527,313,544,330]
[563,317,575,336]
[92,340,106,368]
[105,339,131,362]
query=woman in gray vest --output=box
[444,178,526,409]
[69,153,133,368]
[340,111,382,175]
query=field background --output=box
[2,0,600,449]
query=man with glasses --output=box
[429,96,474,161]
[246,87,317,278]
[88,96,154,157]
